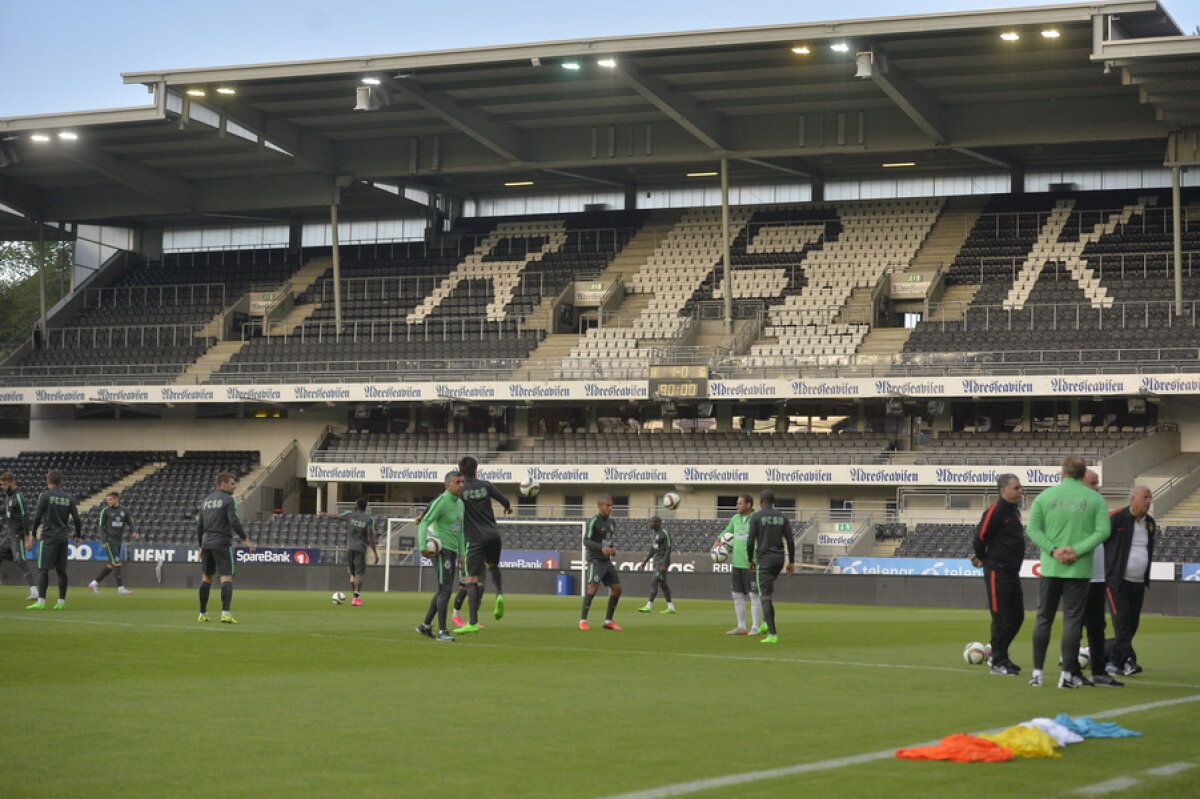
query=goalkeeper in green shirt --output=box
[716,493,763,635]
[415,470,465,642]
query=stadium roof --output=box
[0,1,1196,227]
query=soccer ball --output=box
[519,477,540,497]
[718,531,736,549]
[1059,647,1091,669]
[422,536,442,557]
[663,491,682,510]
[710,547,729,564]
[963,642,988,665]
[331,591,346,605]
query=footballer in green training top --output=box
[416,470,465,642]
[322,497,379,606]
[717,493,763,635]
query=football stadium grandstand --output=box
[4,4,1200,798]
[2,1,1200,579]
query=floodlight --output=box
[504,181,534,187]
[186,88,206,97]
[882,162,916,168]
[361,77,381,85]
[854,51,875,78]
[216,87,237,95]
[1041,29,1060,38]
[686,171,718,177]
[790,46,811,55]
[30,134,51,143]
[597,58,617,68]
[830,42,850,53]
[57,131,78,141]
[561,61,581,70]
[1000,32,1020,41]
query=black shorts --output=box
[756,555,785,596]
[347,550,367,576]
[103,538,125,564]
[434,550,458,588]
[0,536,25,563]
[37,540,69,572]
[586,560,620,587]
[202,546,235,577]
[466,536,503,578]
[730,567,756,595]
[651,559,670,579]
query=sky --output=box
[2,0,1199,118]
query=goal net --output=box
[383,517,588,594]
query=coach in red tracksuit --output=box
[1105,486,1155,676]
[971,474,1025,675]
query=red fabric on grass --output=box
[896,734,1014,763]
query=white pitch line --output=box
[1143,761,1196,777]
[599,694,1200,799]
[1073,777,1141,795]
[7,613,1200,689]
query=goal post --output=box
[383,517,587,595]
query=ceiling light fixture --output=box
[1041,29,1060,38]
[790,46,811,55]
[1000,32,1020,41]
[830,42,850,53]
[30,134,51,143]
[185,88,207,97]
[597,58,617,68]
[561,61,581,70]
[504,180,535,187]
[361,77,381,85]
[882,161,917,168]
[216,87,237,95]
[686,171,719,177]
[57,131,78,141]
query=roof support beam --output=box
[0,175,45,219]
[863,48,948,145]
[208,98,339,175]
[739,157,820,180]
[59,145,193,209]
[611,61,725,151]
[381,77,523,163]
[539,168,624,188]
[952,147,1017,169]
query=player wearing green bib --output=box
[416,471,465,642]
[716,493,762,635]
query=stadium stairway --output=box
[77,460,171,513]
[925,283,981,323]
[869,539,904,558]
[176,341,248,384]
[856,326,913,356]
[904,195,988,281]
[597,211,684,286]
[1138,453,1200,525]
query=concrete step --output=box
[267,303,322,336]
[926,284,980,322]
[290,257,332,295]
[909,196,987,273]
[869,540,904,558]
[176,341,249,384]
[78,461,171,513]
[857,327,913,354]
[833,285,876,325]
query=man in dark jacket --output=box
[971,474,1025,676]
[1104,486,1154,677]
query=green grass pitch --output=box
[3,588,1197,798]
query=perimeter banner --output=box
[309,462,1097,487]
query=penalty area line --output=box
[598,694,1200,799]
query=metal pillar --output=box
[330,202,343,331]
[720,157,732,333]
[1172,166,1183,316]
[37,223,47,338]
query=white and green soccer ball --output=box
[963,642,988,665]
[331,591,346,605]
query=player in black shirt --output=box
[0,471,37,602]
[745,489,795,644]
[580,496,622,630]
[196,472,255,623]
[451,456,512,633]
[321,497,378,606]
[636,516,677,614]
[970,473,1026,676]
[27,470,82,610]
[88,492,138,595]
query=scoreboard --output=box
[648,365,709,399]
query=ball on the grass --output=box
[710,547,729,564]
[963,642,988,665]
[422,536,442,557]
[519,477,540,497]
[1060,647,1091,669]
[331,591,346,605]
[663,491,681,510]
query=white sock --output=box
[604,618,612,624]
[1032,668,1043,678]
[667,602,675,610]
[750,594,763,629]
[732,592,747,628]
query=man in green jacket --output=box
[1025,457,1111,689]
